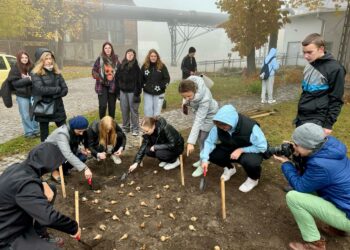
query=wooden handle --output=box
[139,136,144,167]
[58,166,66,198]
[180,155,185,186]
[75,191,79,225]
[221,177,226,219]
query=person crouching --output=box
[87,116,126,165]
[129,117,184,172]
[274,123,350,250]
[200,105,267,192]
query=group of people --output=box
[0,33,349,250]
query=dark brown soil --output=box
[52,148,350,250]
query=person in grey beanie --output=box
[274,123,350,250]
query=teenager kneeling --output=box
[274,123,350,250]
[0,143,80,249]
[129,117,184,172]
[87,116,126,164]
[46,116,92,182]
[200,105,267,192]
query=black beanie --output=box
[189,47,196,53]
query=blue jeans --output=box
[16,96,39,136]
[143,92,164,117]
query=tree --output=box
[30,0,100,68]
[217,0,288,75]
[0,0,41,39]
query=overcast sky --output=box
[133,0,221,13]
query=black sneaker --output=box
[41,234,64,248]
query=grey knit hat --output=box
[292,123,326,149]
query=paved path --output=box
[0,81,300,173]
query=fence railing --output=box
[197,54,306,74]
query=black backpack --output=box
[259,56,275,80]
[0,78,14,108]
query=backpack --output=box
[259,56,275,80]
[0,78,14,108]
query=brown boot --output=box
[289,238,326,250]
[320,225,348,237]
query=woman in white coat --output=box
[178,75,218,177]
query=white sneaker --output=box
[159,161,167,168]
[192,160,201,168]
[221,167,237,181]
[238,177,259,192]
[268,99,276,104]
[163,159,180,170]
[261,99,267,104]
[111,155,122,165]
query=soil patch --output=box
[52,149,350,250]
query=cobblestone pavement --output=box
[0,75,299,173]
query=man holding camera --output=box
[295,33,346,134]
[274,123,350,250]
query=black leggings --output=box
[98,86,117,119]
[209,145,263,180]
[145,146,180,163]
[39,120,66,142]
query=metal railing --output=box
[197,54,306,74]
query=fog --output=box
[133,0,234,65]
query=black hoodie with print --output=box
[0,143,78,247]
[296,52,346,129]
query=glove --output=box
[133,95,141,103]
[182,104,188,115]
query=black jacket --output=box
[296,52,346,129]
[7,64,33,98]
[31,70,68,123]
[115,60,142,96]
[134,117,184,163]
[181,55,197,79]
[87,120,126,158]
[0,143,78,247]
[141,63,170,95]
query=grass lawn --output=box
[2,68,349,159]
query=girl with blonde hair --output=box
[87,116,126,164]
[31,48,68,142]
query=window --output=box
[0,57,6,70]
[6,57,16,68]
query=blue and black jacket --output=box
[296,52,346,129]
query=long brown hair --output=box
[101,41,118,67]
[99,116,117,148]
[16,50,33,74]
[32,52,60,75]
[142,49,164,70]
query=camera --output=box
[264,143,294,158]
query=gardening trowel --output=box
[199,168,207,191]
[87,178,93,190]
[120,171,129,182]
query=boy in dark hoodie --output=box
[0,143,80,249]
[295,33,346,134]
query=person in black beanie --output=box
[181,47,197,79]
[45,116,92,183]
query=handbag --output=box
[33,100,55,116]
[32,75,56,116]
